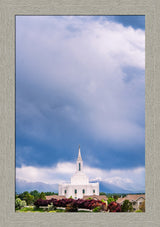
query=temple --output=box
[58,146,99,199]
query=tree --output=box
[121,200,133,212]
[18,191,29,200]
[15,198,26,210]
[139,201,145,212]
[107,197,116,204]
[100,192,107,196]
[25,193,34,205]
[19,191,34,205]
[113,195,118,200]
[39,192,46,200]
[30,190,40,197]
[30,190,40,201]
[44,192,58,196]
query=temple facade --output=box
[58,146,99,199]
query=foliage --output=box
[44,192,58,196]
[16,191,58,204]
[113,195,119,200]
[30,190,40,197]
[108,202,121,212]
[17,207,44,212]
[107,197,116,204]
[65,202,78,212]
[48,203,56,211]
[106,193,122,198]
[34,198,107,211]
[39,192,46,200]
[100,192,107,196]
[49,209,65,212]
[121,200,133,212]
[139,201,145,212]
[30,190,40,201]
[92,206,101,212]
[18,191,34,205]
[24,194,34,205]
[15,194,19,199]
[15,198,26,210]
[135,209,143,212]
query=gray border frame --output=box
[0,0,160,226]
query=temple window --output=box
[79,163,81,171]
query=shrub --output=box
[108,201,121,212]
[15,198,26,210]
[34,198,108,212]
[48,203,56,211]
[121,200,133,212]
[65,203,78,212]
[92,206,101,212]
[107,197,115,204]
[135,209,142,212]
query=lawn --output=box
[16,206,91,212]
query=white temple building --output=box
[58,146,99,199]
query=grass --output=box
[16,206,91,212]
[16,206,66,212]
[16,207,44,212]
[77,210,91,212]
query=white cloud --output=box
[16,162,145,192]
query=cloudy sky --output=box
[16,16,145,193]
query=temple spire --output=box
[77,145,82,161]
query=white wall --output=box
[59,182,99,199]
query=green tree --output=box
[121,200,133,212]
[30,190,40,201]
[44,192,58,196]
[25,193,34,205]
[19,192,34,205]
[19,191,29,200]
[113,195,119,200]
[100,192,107,196]
[30,190,39,197]
[15,198,26,210]
[39,192,46,200]
[107,197,116,204]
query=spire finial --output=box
[77,145,82,161]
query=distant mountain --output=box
[16,179,58,194]
[99,181,133,194]
[90,180,135,194]
[16,178,143,194]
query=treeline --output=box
[100,192,125,199]
[16,190,58,205]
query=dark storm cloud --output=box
[16,16,145,192]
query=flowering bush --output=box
[108,201,121,212]
[65,202,78,212]
[34,198,108,211]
